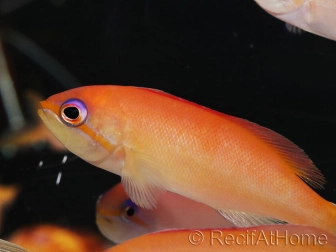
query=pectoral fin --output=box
[121,148,167,209]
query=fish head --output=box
[38,86,126,175]
[96,183,149,243]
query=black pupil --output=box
[125,206,135,217]
[64,107,79,120]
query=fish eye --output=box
[64,107,79,119]
[121,199,138,223]
[60,99,87,127]
[125,206,135,217]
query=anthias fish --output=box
[96,183,234,243]
[38,85,336,234]
[254,0,336,41]
[103,225,336,252]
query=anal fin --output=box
[218,210,286,227]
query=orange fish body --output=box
[103,225,336,252]
[38,85,336,234]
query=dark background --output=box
[0,0,335,239]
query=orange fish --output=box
[38,85,336,234]
[103,225,336,252]
[96,183,234,243]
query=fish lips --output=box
[38,101,72,148]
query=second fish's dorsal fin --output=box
[227,115,326,189]
[218,210,286,227]
[121,148,167,210]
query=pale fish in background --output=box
[8,224,110,252]
[254,0,336,41]
[104,225,336,252]
[38,85,336,234]
[0,91,67,158]
[96,183,234,243]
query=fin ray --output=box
[218,210,287,227]
[121,148,167,209]
[285,23,305,35]
[218,210,286,227]
[0,239,27,252]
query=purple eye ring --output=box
[60,99,88,127]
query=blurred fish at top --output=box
[96,183,234,243]
[254,0,336,41]
[0,91,67,158]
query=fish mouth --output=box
[96,215,113,224]
[39,101,60,115]
[38,107,54,130]
[37,101,70,147]
[38,101,62,130]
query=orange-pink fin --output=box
[228,115,326,189]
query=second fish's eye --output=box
[125,206,135,217]
[121,199,138,223]
[60,99,87,127]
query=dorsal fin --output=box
[227,115,326,189]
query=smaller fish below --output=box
[96,183,235,243]
[254,0,336,41]
[104,225,336,252]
